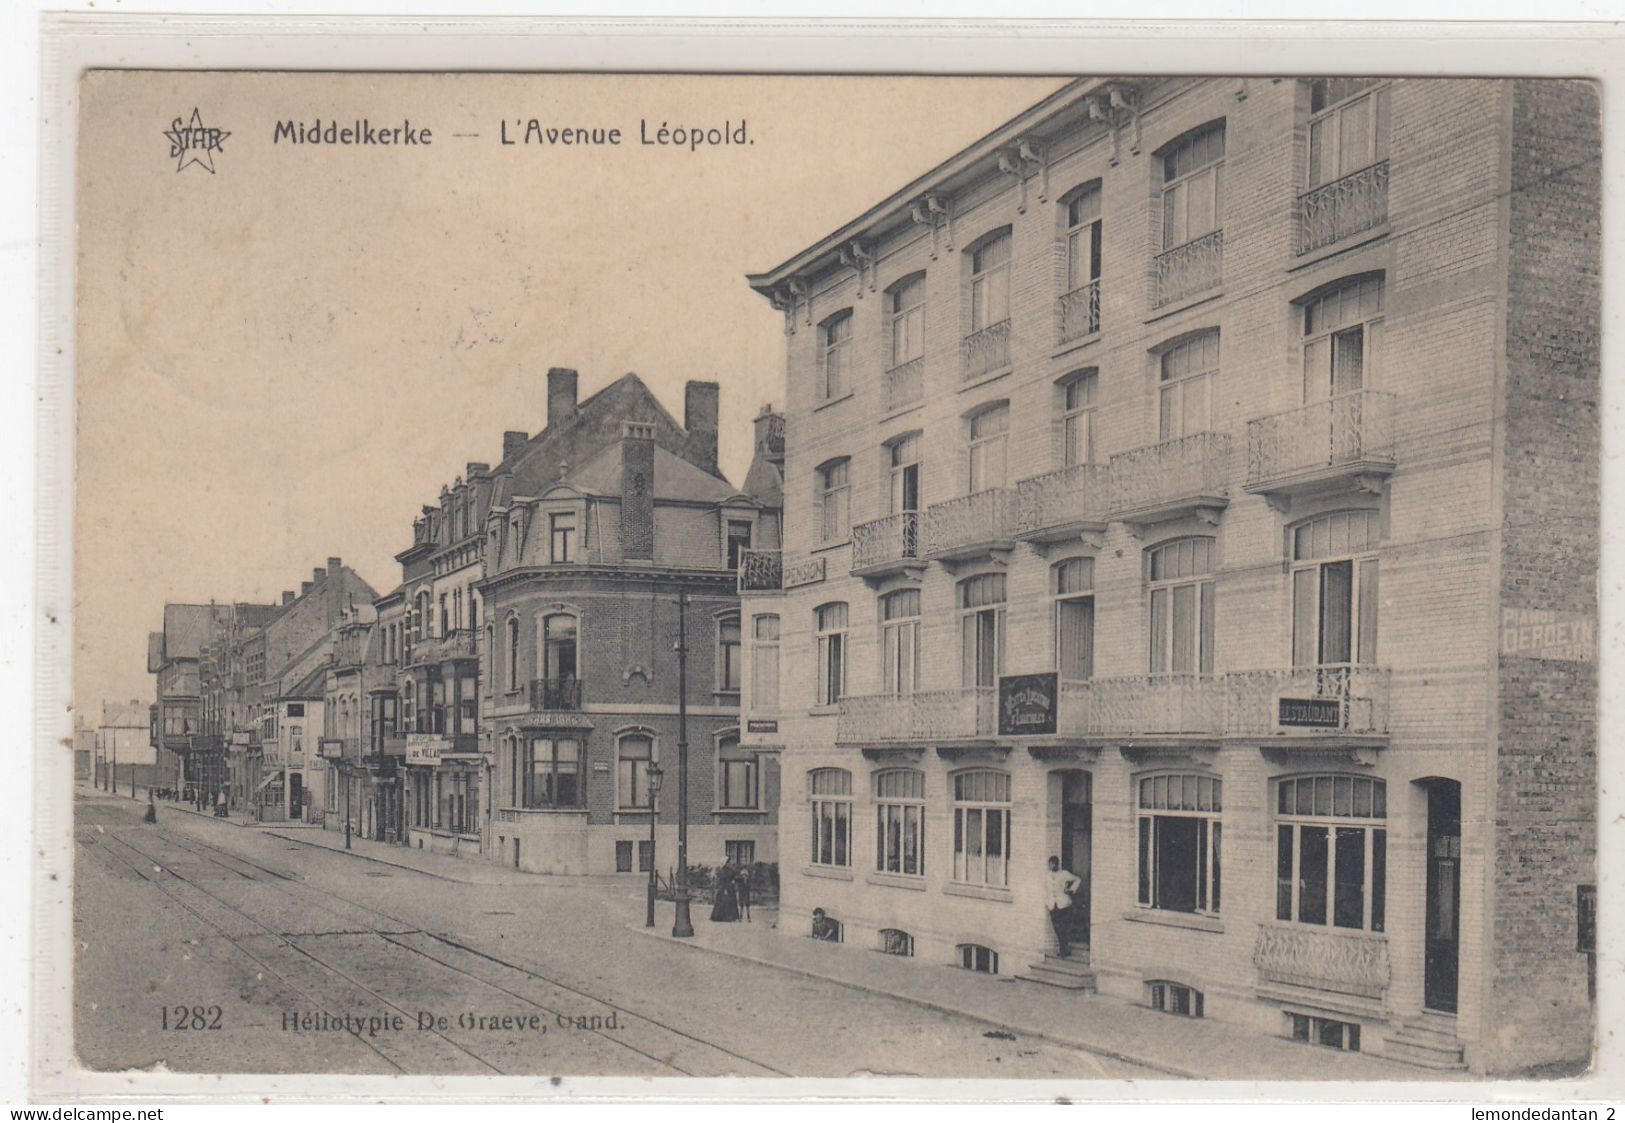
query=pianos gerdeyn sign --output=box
[999,672,1058,737]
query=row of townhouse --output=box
[150,368,787,879]
[736,76,1597,1076]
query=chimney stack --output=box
[327,557,342,575]
[503,431,528,461]
[547,368,579,430]
[467,462,489,478]
[620,421,656,561]
[281,591,295,606]
[684,380,720,473]
[754,405,785,465]
[301,581,313,596]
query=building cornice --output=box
[477,564,738,595]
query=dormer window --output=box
[550,511,577,564]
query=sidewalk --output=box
[629,910,1458,1083]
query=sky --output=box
[74,72,1069,712]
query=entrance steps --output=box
[1016,953,1097,993]
[1382,1012,1466,1070]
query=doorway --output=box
[1424,779,1461,1014]
[288,773,303,821]
[1059,770,1093,960]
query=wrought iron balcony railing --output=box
[1223,665,1390,737]
[961,320,1012,382]
[920,489,1017,560]
[1298,161,1389,255]
[1153,229,1223,307]
[1108,431,1232,521]
[528,677,583,712]
[1056,279,1101,344]
[410,628,478,666]
[836,688,996,744]
[1245,391,1397,493]
[882,356,925,413]
[851,511,920,576]
[1253,923,1390,999]
[737,548,782,593]
[1016,462,1110,541]
[1058,674,1225,738]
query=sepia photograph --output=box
[37,37,1605,1101]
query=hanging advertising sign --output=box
[998,672,1058,737]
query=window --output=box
[818,459,851,543]
[958,944,1000,975]
[616,732,654,809]
[1148,538,1216,675]
[879,589,921,696]
[457,674,476,735]
[1054,558,1095,682]
[951,770,1011,887]
[638,839,654,872]
[1148,981,1205,1017]
[615,841,634,873]
[1136,773,1222,915]
[874,768,925,876]
[1060,371,1098,467]
[506,617,521,691]
[750,614,780,712]
[1308,80,1389,189]
[1276,775,1387,931]
[437,769,479,835]
[887,433,921,515]
[959,574,1007,689]
[699,612,737,696]
[1158,331,1219,441]
[725,839,756,867]
[880,929,915,957]
[521,736,583,809]
[440,594,449,637]
[549,511,577,563]
[541,613,578,683]
[969,232,1012,333]
[809,768,852,868]
[718,736,758,810]
[1292,511,1380,672]
[889,274,926,369]
[820,311,853,400]
[1161,122,1225,250]
[726,519,752,570]
[967,404,1009,493]
[1302,276,1384,403]
[286,703,305,719]
[815,603,848,706]
[1289,1012,1362,1053]
[402,681,415,733]
[1064,183,1103,295]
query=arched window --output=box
[968,229,1012,334]
[819,309,853,401]
[1160,122,1225,251]
[518,736,582,809]
[1275,774,1386,931]
[959,574,1007,689]
[1059,181,1103,342]
[1147,538,1215,675]
[1300,274,1384,403]
[880,929,915,957]
[616,731,655,810]
[1059,370,1098,467]
[808,768,852,868]
[958,943,1000,975]
[814,603,848,706]
[967,402,1009,492]
[874,768,925,876]
[886,432,922,516]
[1307,80,1389,190]
[750,614,780,713]
[887,273,926,372]
[1136,773,1222,915]
[540,613,578,684]
[879,589,921,696]
[1291,510,1380,674]
[951,769,1011,888]
[1158,330,1219,441]
[1054,557,1095,682]
[817,458,851,543]
[505,616,521,692]
[716,612,741,694]
[717,734,757,810]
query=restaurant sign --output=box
[1277,697,1343,729]
[746,719,779,734]
[999,672,1058,737]
[405,734,451,766]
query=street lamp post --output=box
[644,762,663,928]
[672,589,694,939]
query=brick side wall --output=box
[1487,78,1600,1076]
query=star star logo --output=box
[163,108,231,174]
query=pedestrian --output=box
[709,860,740,923]
[1046,855,1082,959]
[737,863,753,923]
[810,907,840,941]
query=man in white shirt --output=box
[1046,855,1083,958]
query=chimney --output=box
[313,567,326,583]
[467,462,489,478]
[281,591,294,606]
[754,405,785,465]
[503,431,528,461]
[684,380,720,472]
[620,421,656,561]
[301,581,313,596]
[327,557,342,575]
[547,367,579,430]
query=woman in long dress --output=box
[710,861,740,922]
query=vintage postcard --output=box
[42,43,1605,1101]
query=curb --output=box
[623,921,1200,1079]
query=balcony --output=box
[409,628,478,667]
[835,688,996,746]
[1057,675,1225,739]
[882,357,924,413]
[850,511,922,579]
[1298,161,1389,255]
[737,548,782,593]
[1253,923,1390,1000]
[1153,229,1223,308]
[1107,431,1231,529]
[1245,391,1396,508]
[920,489,1017,562]
[1223,665,1390,739]
[961,320,1012,382]
[529,677,583,712]
[1016,462,1110,545]
[1056,279,1101,345]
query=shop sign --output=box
[1277,697,1343,728]
[405,734,450,766]
[746,719,779,734]
[998,672,1057,737]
